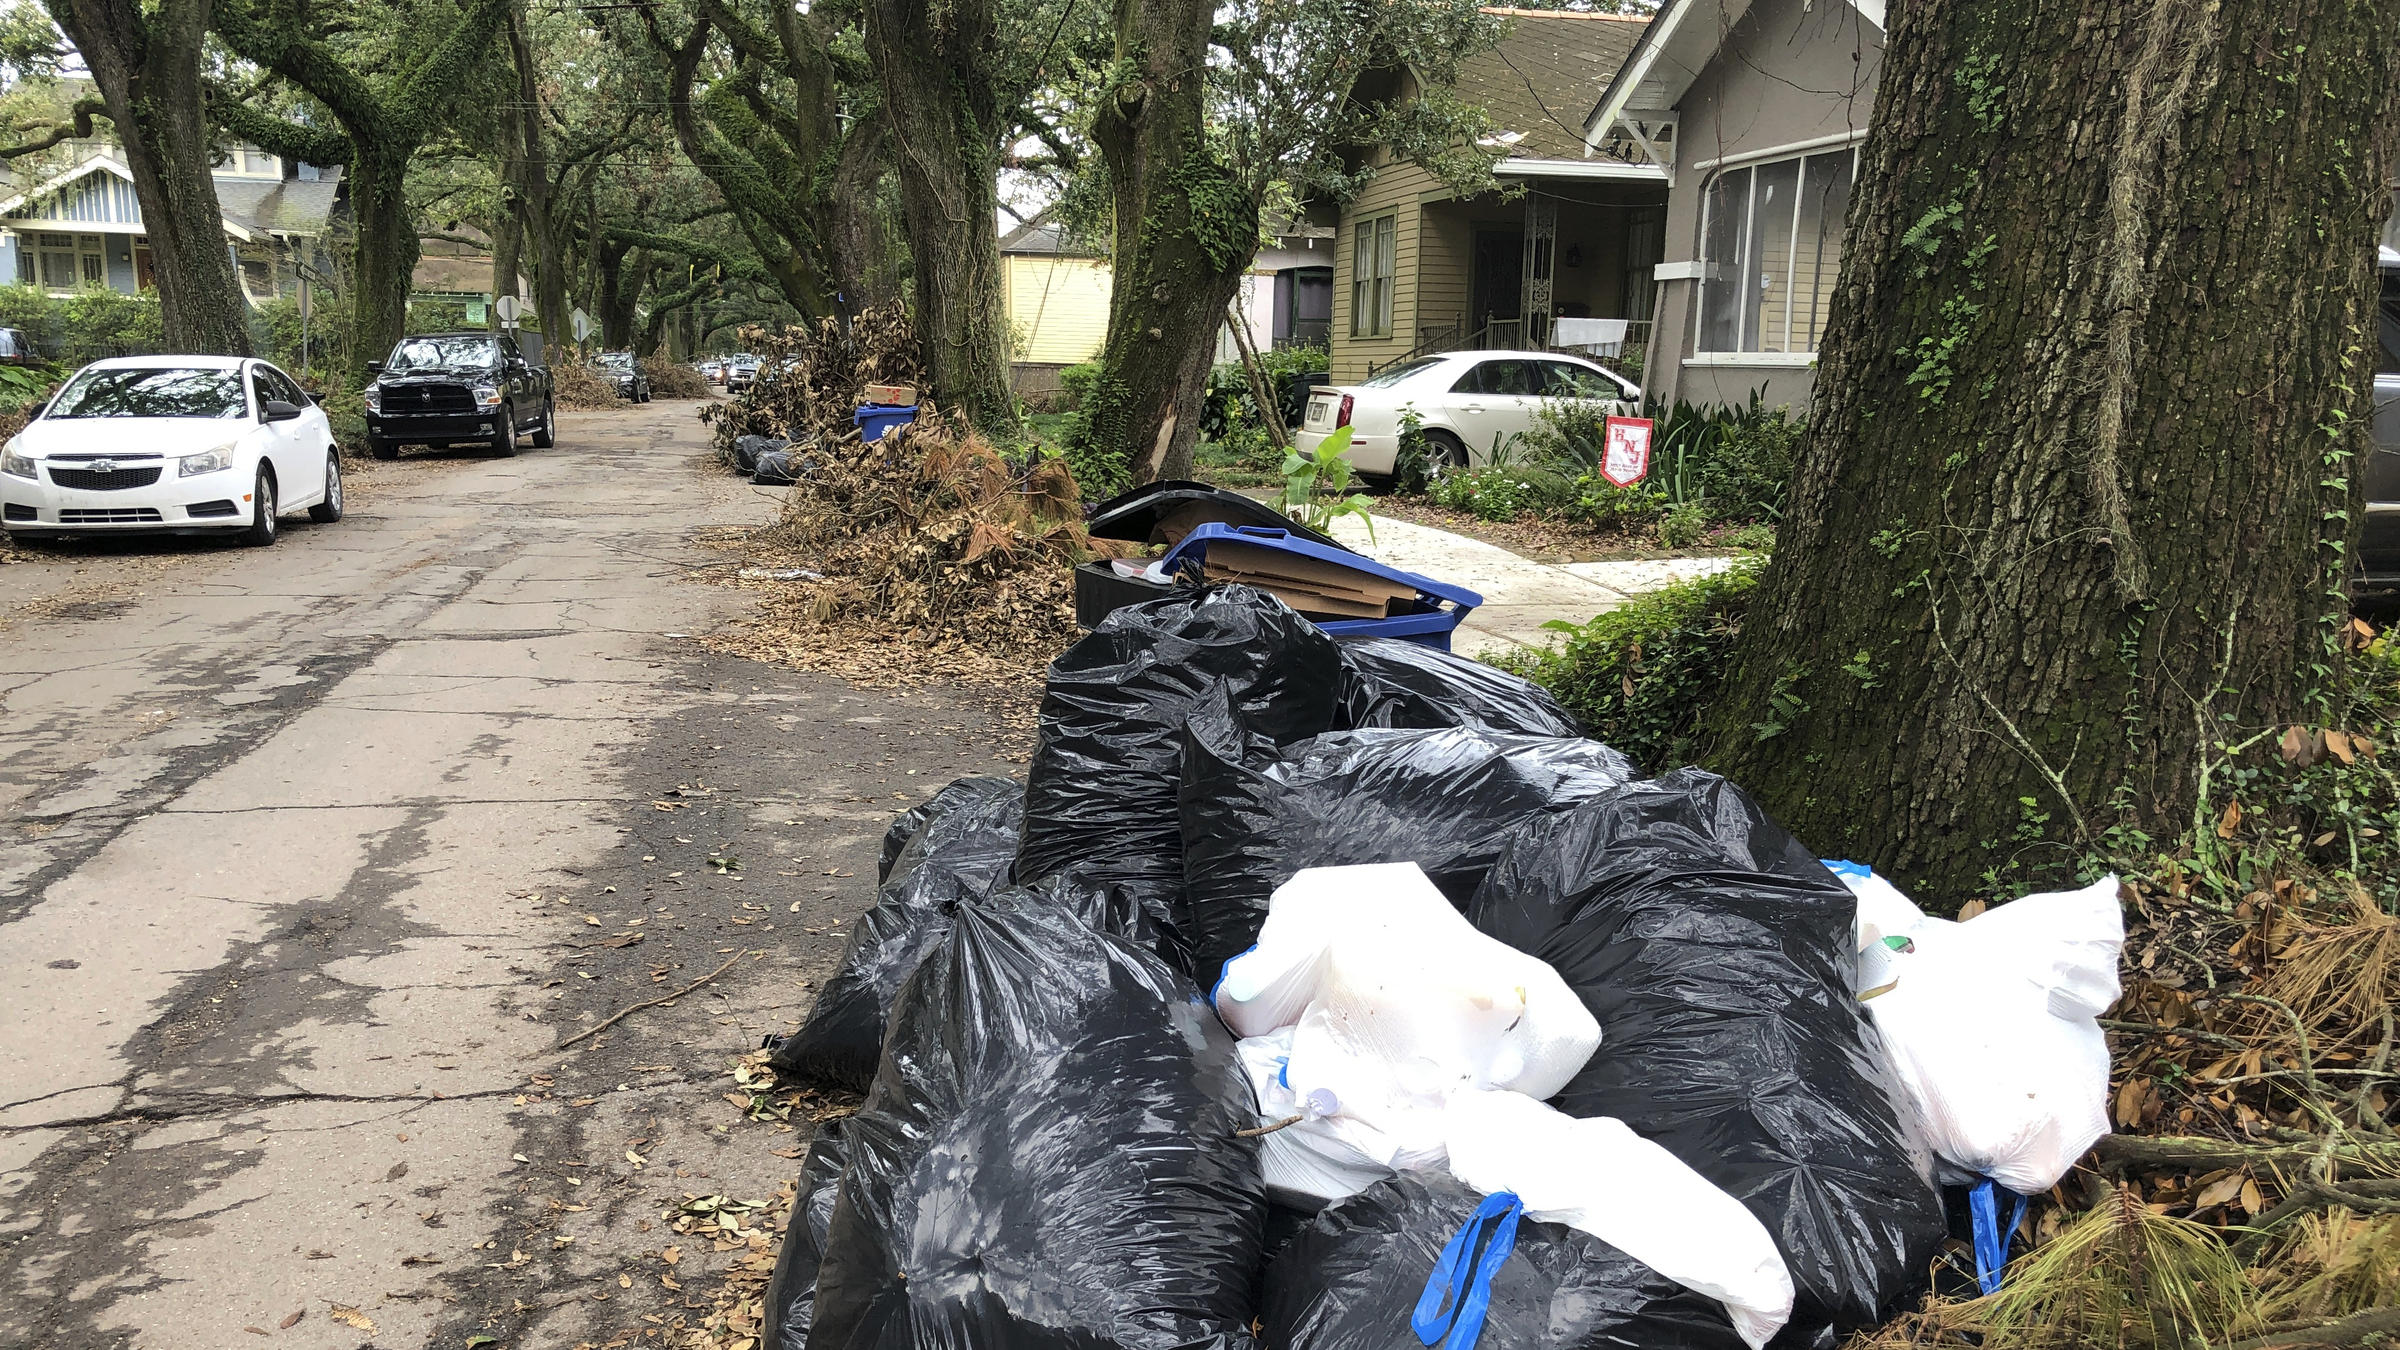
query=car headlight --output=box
[179,446,236,477]
[363,385,381,414]
[474,383,501,407]
[1,445,32,479]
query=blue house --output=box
[0,143,340,304]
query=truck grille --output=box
[60,508,163,524]
[385,383,477,415]
[49,465,162,490]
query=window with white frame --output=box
[1350,214,1396,338]
[1696,146,1857,355]
[35,232,101,291]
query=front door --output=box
[133,240,154,293]
[1472,230,1523,347]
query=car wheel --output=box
[531,397,556,449]
[240,469,277,547]
[1422,429,1470,476]
[309,451,344,523]
[369,437,398,461]
[491,408,518,458]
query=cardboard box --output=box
[864,382,918,407]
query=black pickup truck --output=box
[362,330,556,460]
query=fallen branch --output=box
[1236,1114,1305,1138]
[2224,1304,2400,1350]
[2091,1134,2400,1172]
[556,951,745,1049]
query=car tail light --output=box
[1336,394,1354,428]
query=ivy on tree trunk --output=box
[47,0,253,355]
[1070,0,1253,493]
[1703,0,2398,903]
[861,0,1020,438]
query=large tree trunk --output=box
[1072,0,1250,492]
[599,246,641,350]
[1704,0,2397,903]
[861,0,1019,437]
[345,146,418,369]
[506,5,569,349]
[824,111,893,313]
[49,0,252,354]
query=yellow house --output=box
[1001,219,1113,377]
[1002,216,1338,394]
[1329,9,1667,382]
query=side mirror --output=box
[262,399,303,422]
[364,361,383,375]
[24,398,45,419]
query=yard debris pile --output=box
[552,361,623,410]
[697,305,1099,683]
[710,410,1098,681]
[723,591,2399,1350]
[699,304,922,468]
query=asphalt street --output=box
[0,400,1023,1349]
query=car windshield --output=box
[1359,359,1443,389]
[599,353,635,370]
[386,336,496,373]
[48,367,247,419]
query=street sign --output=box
[1600,415,1653,487]
[296,278,311,325]
[493,294,524,324]
[570,308,595,342]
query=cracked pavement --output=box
[0,402,1028,1348]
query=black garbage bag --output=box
[811,893,1266,1350]
[1015,585,1343,970]
[1467,769,1944,1345]
[752,448,803,485]
[1333,637,1584,737]
[733,433,788,473]
[760,1120,850,1350]
[1261,1171,1745,1350]
[769,778,1024,1089]
[1177,696,1636,985]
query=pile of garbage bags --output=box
[761,586,2125,1350]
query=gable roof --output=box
[1581,0,1882,151]
[215,172,340,237]
[1461,8,1651,162]
[0,151,134,218]
[999,216,1103,258]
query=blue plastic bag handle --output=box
[1969,1177,2028,1296]
[1412,1192,1524,1350]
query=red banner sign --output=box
[1601,416,1653,487]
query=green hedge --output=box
[1489,557,1763,771]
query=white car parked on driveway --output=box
[1296,350,1641,478]
[0,355,342,546]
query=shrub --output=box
[1057,361,1101,410]
[1522,388,1803,533]
[1428,466,1575,522]
[1489,557,1763,771]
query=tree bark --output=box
[505,3,568,348]
[1703,0,2398,903]
[345,145,418,368]
[48,0,253,354]
[861,0,1020,438]
[1068,0,1252,491]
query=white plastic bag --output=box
[1445,1089,1796,1350]
[1236,1028,1437,1205]
[1215,861,1600,1101]
[1832,865,2123,1194]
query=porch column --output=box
[1521,194,1556,348]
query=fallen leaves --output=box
[327,1304,376,1334]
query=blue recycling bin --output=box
[855,404,918,443]
[1161,523,1482,650]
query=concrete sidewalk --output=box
[1317,511,1742,657]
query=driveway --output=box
[0,402,1020,1349]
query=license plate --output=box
[1305,397,1330,428]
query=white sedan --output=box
[1297,350,1640,477]
[1,355,342,546]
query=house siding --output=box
[1003,254,1112,365]
[1649,0,1880,411]
[1329,156,1438,382]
